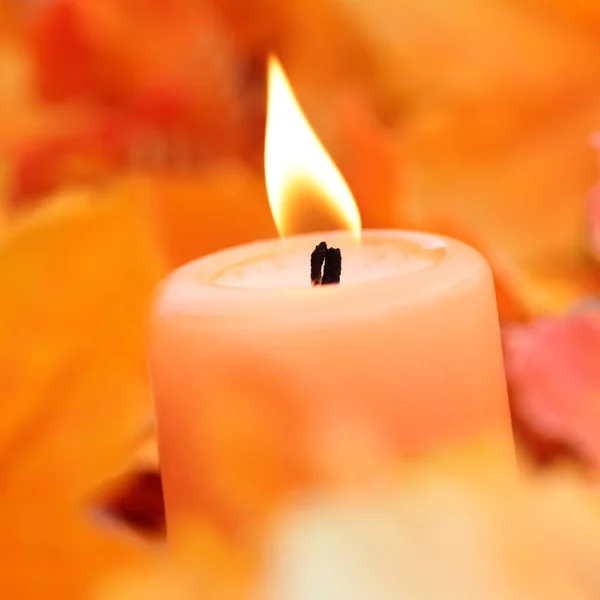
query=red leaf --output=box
[27,0,102,102]
[504,311,600,468]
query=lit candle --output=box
[148,57,512,539]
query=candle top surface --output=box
[154,230,489,322]
[213,232,446,290]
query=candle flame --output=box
[264,55,361,239]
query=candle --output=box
[148,57,512,539]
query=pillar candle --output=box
[147,55,512,540]
[148,229,512,538]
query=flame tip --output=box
[264,55,361,239]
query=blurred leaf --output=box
[91,520,255,600]
[5,0,600,595]
[113,165,277,268]
[9,121,118,205]
[340,0,600,266]
[25,0,262,153]
[333,91,402,229]
[504,311,600,469]
[25,0,106,103]
[504,253,600,316]
[0,189,167,597]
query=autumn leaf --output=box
[24,0,263,146]
[0,189,167,598]
[6,0,271,207]
[6,0,600,596]
[0,10,45,144]
[102,165,276,268]
[504,310,600,469]
[7,75,266,208]
[91,519,256,600]
[339,0,600,267]
[332,90,402,229]
[25,0,106,103]
[8,122,119,206]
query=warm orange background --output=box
[1,0,600,597]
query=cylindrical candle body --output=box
[148,230,512,538]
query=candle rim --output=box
[209,229,446,287]
[152,230,491,323]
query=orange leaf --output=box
[112,165,277,268]
[91,520,255,600]
[340,0,600,264]
[9,129,115,205]
[333,91,402,228]
[26,0,254,109]
[0,190,166,597]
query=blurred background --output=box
[1,0,600,598]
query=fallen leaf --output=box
[9,122,120,206]
[332,90,401,229]
[0,188,167,597]
[91,520,256,600]
[504,311,600,469]
[340,0,600,264]
[7,74,265,208]
[25,0,108,103]
[115,164,277,268]
[25,0,262,147]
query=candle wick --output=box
[310,241,342,286]
[322,247,342,285]
[310,241,327,286]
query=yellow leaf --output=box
[0,188,167,597]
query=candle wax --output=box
[149,230,512,537]
[214,232,445,289]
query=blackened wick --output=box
[310,241,342,286]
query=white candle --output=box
[149,228,511,537]
[147,55,512,538]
